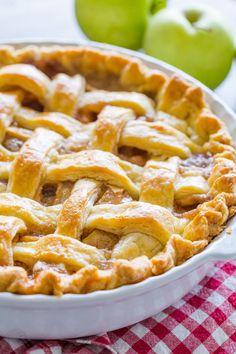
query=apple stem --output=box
[150,0,166,14]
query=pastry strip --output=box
[0,216,26,266]
[112,232,162,260]
[15,108,83,137]
[0,193,60,234]
[85,201,185,245]
[140,157,179,208]
[46,150,139,199]
[0,92,20,142]
[13,234,106,270]
[46,73,85,116]
[56,178,102,239]
[78,90,155,117]
[0,64,50,103]
[90,105,135,153]
[120,121,199,158]
[8,128,62,198]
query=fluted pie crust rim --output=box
[0,44,235,296]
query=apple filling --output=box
[3,136,24,152]
[118,146,148,167]
[179,153,213,178]
[97,185,133,205]
[37,182,74,206]
[174,153,213,212]
[22,96,44,112]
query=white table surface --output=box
[0,0,235,110]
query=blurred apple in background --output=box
[75,1,234,89]
[143,5,235,89]
[75,0,166,49]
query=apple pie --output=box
[0,45,235,295]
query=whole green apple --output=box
[143,6,235,89]
[75,0,165,50]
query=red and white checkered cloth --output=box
[1,261,235,354]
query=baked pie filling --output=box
[0,45,235,295]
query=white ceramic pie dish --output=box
[0,39,235,340]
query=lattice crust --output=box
[0,45,235,295]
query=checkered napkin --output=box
[1,261,235,354]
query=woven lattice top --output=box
[0,45,235,295]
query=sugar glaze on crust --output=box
[0,45,235,295]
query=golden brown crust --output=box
[8,128,62,198]
[0,45,167,95]
[0,45,234,295]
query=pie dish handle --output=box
[207,229,236,261]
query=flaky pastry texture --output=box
[0,45,234,295]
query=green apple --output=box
[143,6,235,89]
[75,0,166,50]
